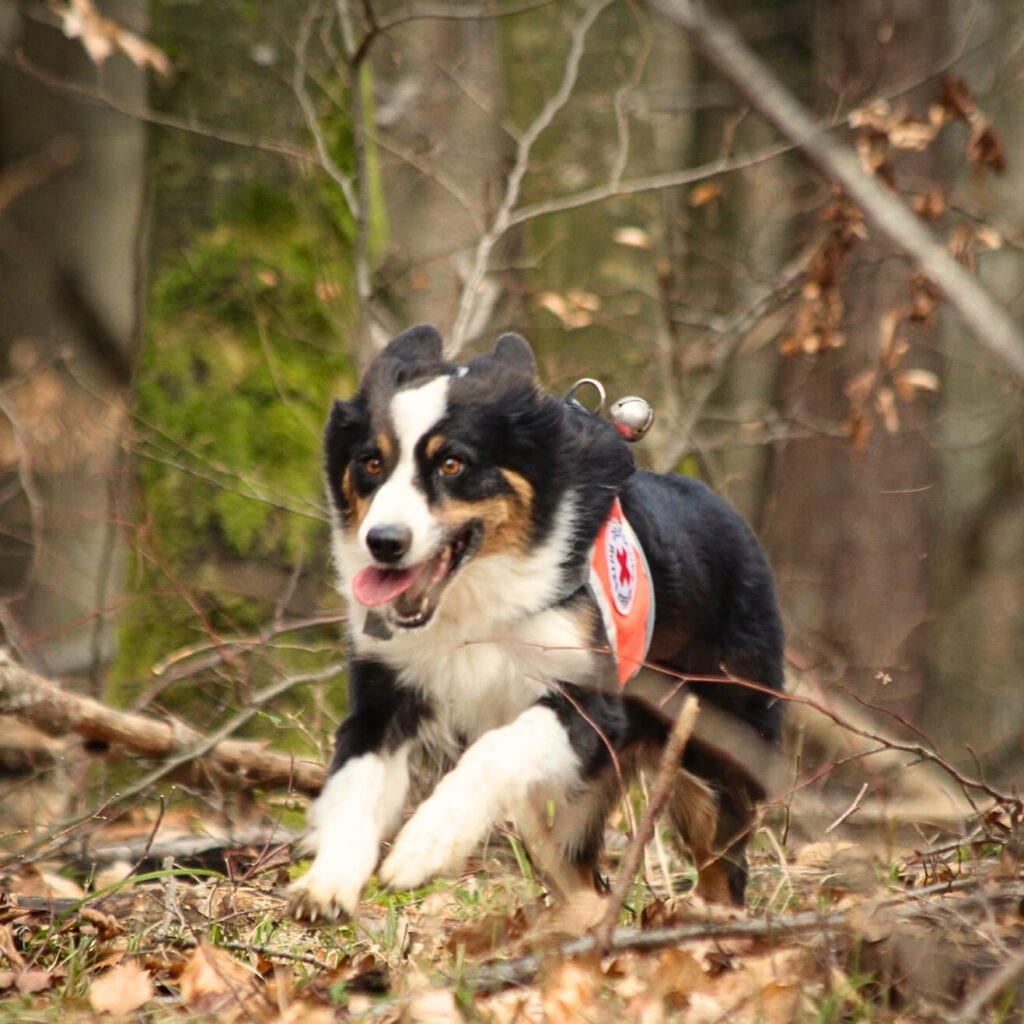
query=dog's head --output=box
[324,325,634,632]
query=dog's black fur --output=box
[288,325,783,921]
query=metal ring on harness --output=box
[565,377,607,415]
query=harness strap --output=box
[587,497,655,686]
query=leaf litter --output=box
[1,805,1024,1021]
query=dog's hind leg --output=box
[665,768,737,904]
[516,773,619,900]
[621,696,762,906]
[515,777,621,934]
[672,740,764,905]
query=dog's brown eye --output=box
[363,455,384,477]
[439,456,463,478]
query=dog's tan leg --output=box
[666,768,738,904]
[516,800,596,900]
[517,790,614,935]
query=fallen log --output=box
[0,649,328,797]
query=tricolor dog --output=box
[288,325,783,921]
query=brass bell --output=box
[609,395,654,442]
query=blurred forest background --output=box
[1,0,1023,843]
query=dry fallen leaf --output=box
[0,969,60,995]
[975,225,1003,250]
[407,986,464,1023]
[273,1001,336,1024]
[89,961,154,1015]
[653,947,711,1007]
[542,957,608,1024]
[56,0,172,74]
[893,368,940,400]
[179,941,261,1015]
[536,290,600,329]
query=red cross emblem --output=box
[605,519,636,614]
[615,546,633,586]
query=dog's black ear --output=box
[493,333,538,379]
[381,324,444,364]
[324,396,369,517]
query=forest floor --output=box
[1,798,1023,1023]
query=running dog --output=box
[288,324,784,921]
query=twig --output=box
[11,53,307,163]
[506,140,792,229]
[132,612,344,712]
[824,782,869,834]
[653,248,810,473]
[0,136,79,214]
[293,1,359,221]
[648,0,1024,384]
[73,824,297,872]
[469,876,1024,994]
[448,0,617,352]
[0,650,335,868]
[470,907,846,992]
[594,696,699,949]
[155,855,183,940]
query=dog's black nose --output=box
[366,524,412,564]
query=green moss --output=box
[113,177,357,705]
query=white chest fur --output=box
[358,598,596,746]
[337,489,595,746]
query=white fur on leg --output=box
[288,746,410,921]
[379,705,580,891]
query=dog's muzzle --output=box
[350,520,483,628]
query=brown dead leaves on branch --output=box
[52,0,171,76]
[781,76,1006,455]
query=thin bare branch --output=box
[824,781,869,834]
[293,2,360,222]
[448,0,617,353]
[653,245,810,472]
[511,138,791,229]
[348,0,560,67]
[594,695,699,949]
[10,53,308,162]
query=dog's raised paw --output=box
[286,876,354,925]
[379,821,465,892]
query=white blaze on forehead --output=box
[357,374,451,564]
[390,374,451,453]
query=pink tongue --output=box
[351,566,417,607]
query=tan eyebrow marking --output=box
[376,433,395,462]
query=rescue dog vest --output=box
[588,498,656,685]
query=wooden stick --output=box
[594,695,700,949]
[0,649,327,797]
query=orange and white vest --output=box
[588,498,655,685]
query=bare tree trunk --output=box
[0,3,147,835]
[0,3,146,683]
[919,3,1024,769]
[760,0,946,721]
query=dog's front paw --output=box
[379,813,472,892]
[286,868,359,924]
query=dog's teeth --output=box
[430,548,452,586]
